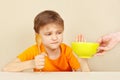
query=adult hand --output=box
[97,32,120,54]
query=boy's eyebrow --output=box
[57,29,63,31]
[44,31,51,33]
[43,30,63,34]
[44,30,62,33]
[57,28,64,31]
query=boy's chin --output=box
[44,43,61,50]
[49,45,60,50]
[50,46,59,50]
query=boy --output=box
[2,10,90,72]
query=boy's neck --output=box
[45,47,61,60]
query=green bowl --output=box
[71,42,99,58]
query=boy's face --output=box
[39,23,64,50]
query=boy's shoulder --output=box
[60,43,71,48]
[23,44,39,53]
[60,43,72,53]
[26,44,38,50]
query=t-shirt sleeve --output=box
[66,47,81,71]
[17,45,38,62]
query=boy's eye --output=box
[57,32,62,35]
[45,33,51,36]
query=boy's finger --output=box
[36,65,44,69]
[41,52,47,56]
[75,34,79,42]
[81,34,86,42]
[36,61,45,66]
[78,34,82,42]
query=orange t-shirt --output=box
[17,43,80,72]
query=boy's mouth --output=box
[51,42,59,44]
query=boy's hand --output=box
[75,34,90,71]
[76,34,85,42]
[34,52,47,69]
[75,34,87,59]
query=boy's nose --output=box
[52,35,58,40]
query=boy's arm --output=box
[73,34,90,72]
[2,58,35,72]
[73,52,90,72]
[78,58,90,72]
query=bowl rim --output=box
[71,42,99,45]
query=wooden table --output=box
[0,72,120,80]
